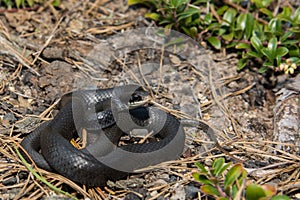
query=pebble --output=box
[170,184,185,200]
[124,193,142,200]
[2,177,18,186]
[184,185,200,200]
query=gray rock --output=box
[184,185,200,200]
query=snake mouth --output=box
[128,94,150,108]
[128,87,150,108]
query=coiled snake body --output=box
[21,85,185,186]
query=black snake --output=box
[20,85,185,186]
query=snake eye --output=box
[129,93,142,104]
[127,87,149,107]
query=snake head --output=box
[128,87,149,108]
[112,84,150,112]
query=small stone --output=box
[157,173,169,180]
[124,193,142,200]
[150,190,158,197]
[294,193,300,199]
[170,184,185,200]
[184,185,200,200]
[170,175,178,182]
[42,47,66,61]
[152,179,168,186]
[2,177,18,185]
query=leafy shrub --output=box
[0,0,59,9]
[0,0,34,8]
[128,0,300,76]
[192,158,290,200]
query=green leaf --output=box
[182,26,191,36]
[191,18,201,26]
[236,43,251,49]
[222,8,237,26]
[276,56,282,67]
[219,198,229,200]
[212,158,225,176]
[51,0,60,6]
[127,0,144,5]
[192,172,201,181]
[178,7,200,21]
[261,61,273,72]
[245,184,266,200]
[252,0,272,8]
[4,0,12,9]
[184,15,192,25]
[268,18,283,35]
[192,173,214,185]
[216,5,228,15]
[291,7,300,24]
[219,162,232,175]
[250,36,263,53]
[236,12,254,38]
[258,65,269,73]
[169,0,188,9]
[15,0,22,8]
[245,14,254,39]
[261,48,274,62]
[192,0,209,5]
[271,195,291,200]
[247,51,262,59]
[281,39,300,45]
[259,8,273,17]
[164,23,174,30]
[207,36,221,49]
[263,61,274,67]
[195,162,208,173]
[222,32,233,41]
[204,13,213,25]
[287,57,300,63]
[231,185,238,199]
[218,28,226,36]
[268,37,278,54]
[200,185,220,197]
[236,13,247,30]
[226,41,238,49]
[253,21,266,40]
[234,29,243,40]
[224,164,243,187]
[145,13,161,21]
[177,3,187,13]
[207,22,220,31]
[159,18,174,25]
[280,31,293,42]
[277,7,292,21]
[237,168,248,186]
[276,47,289,57]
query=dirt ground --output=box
[0,0,299,199]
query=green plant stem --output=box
[14,144,78,200]
[216,183,228,198]
[173,10,179,30]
